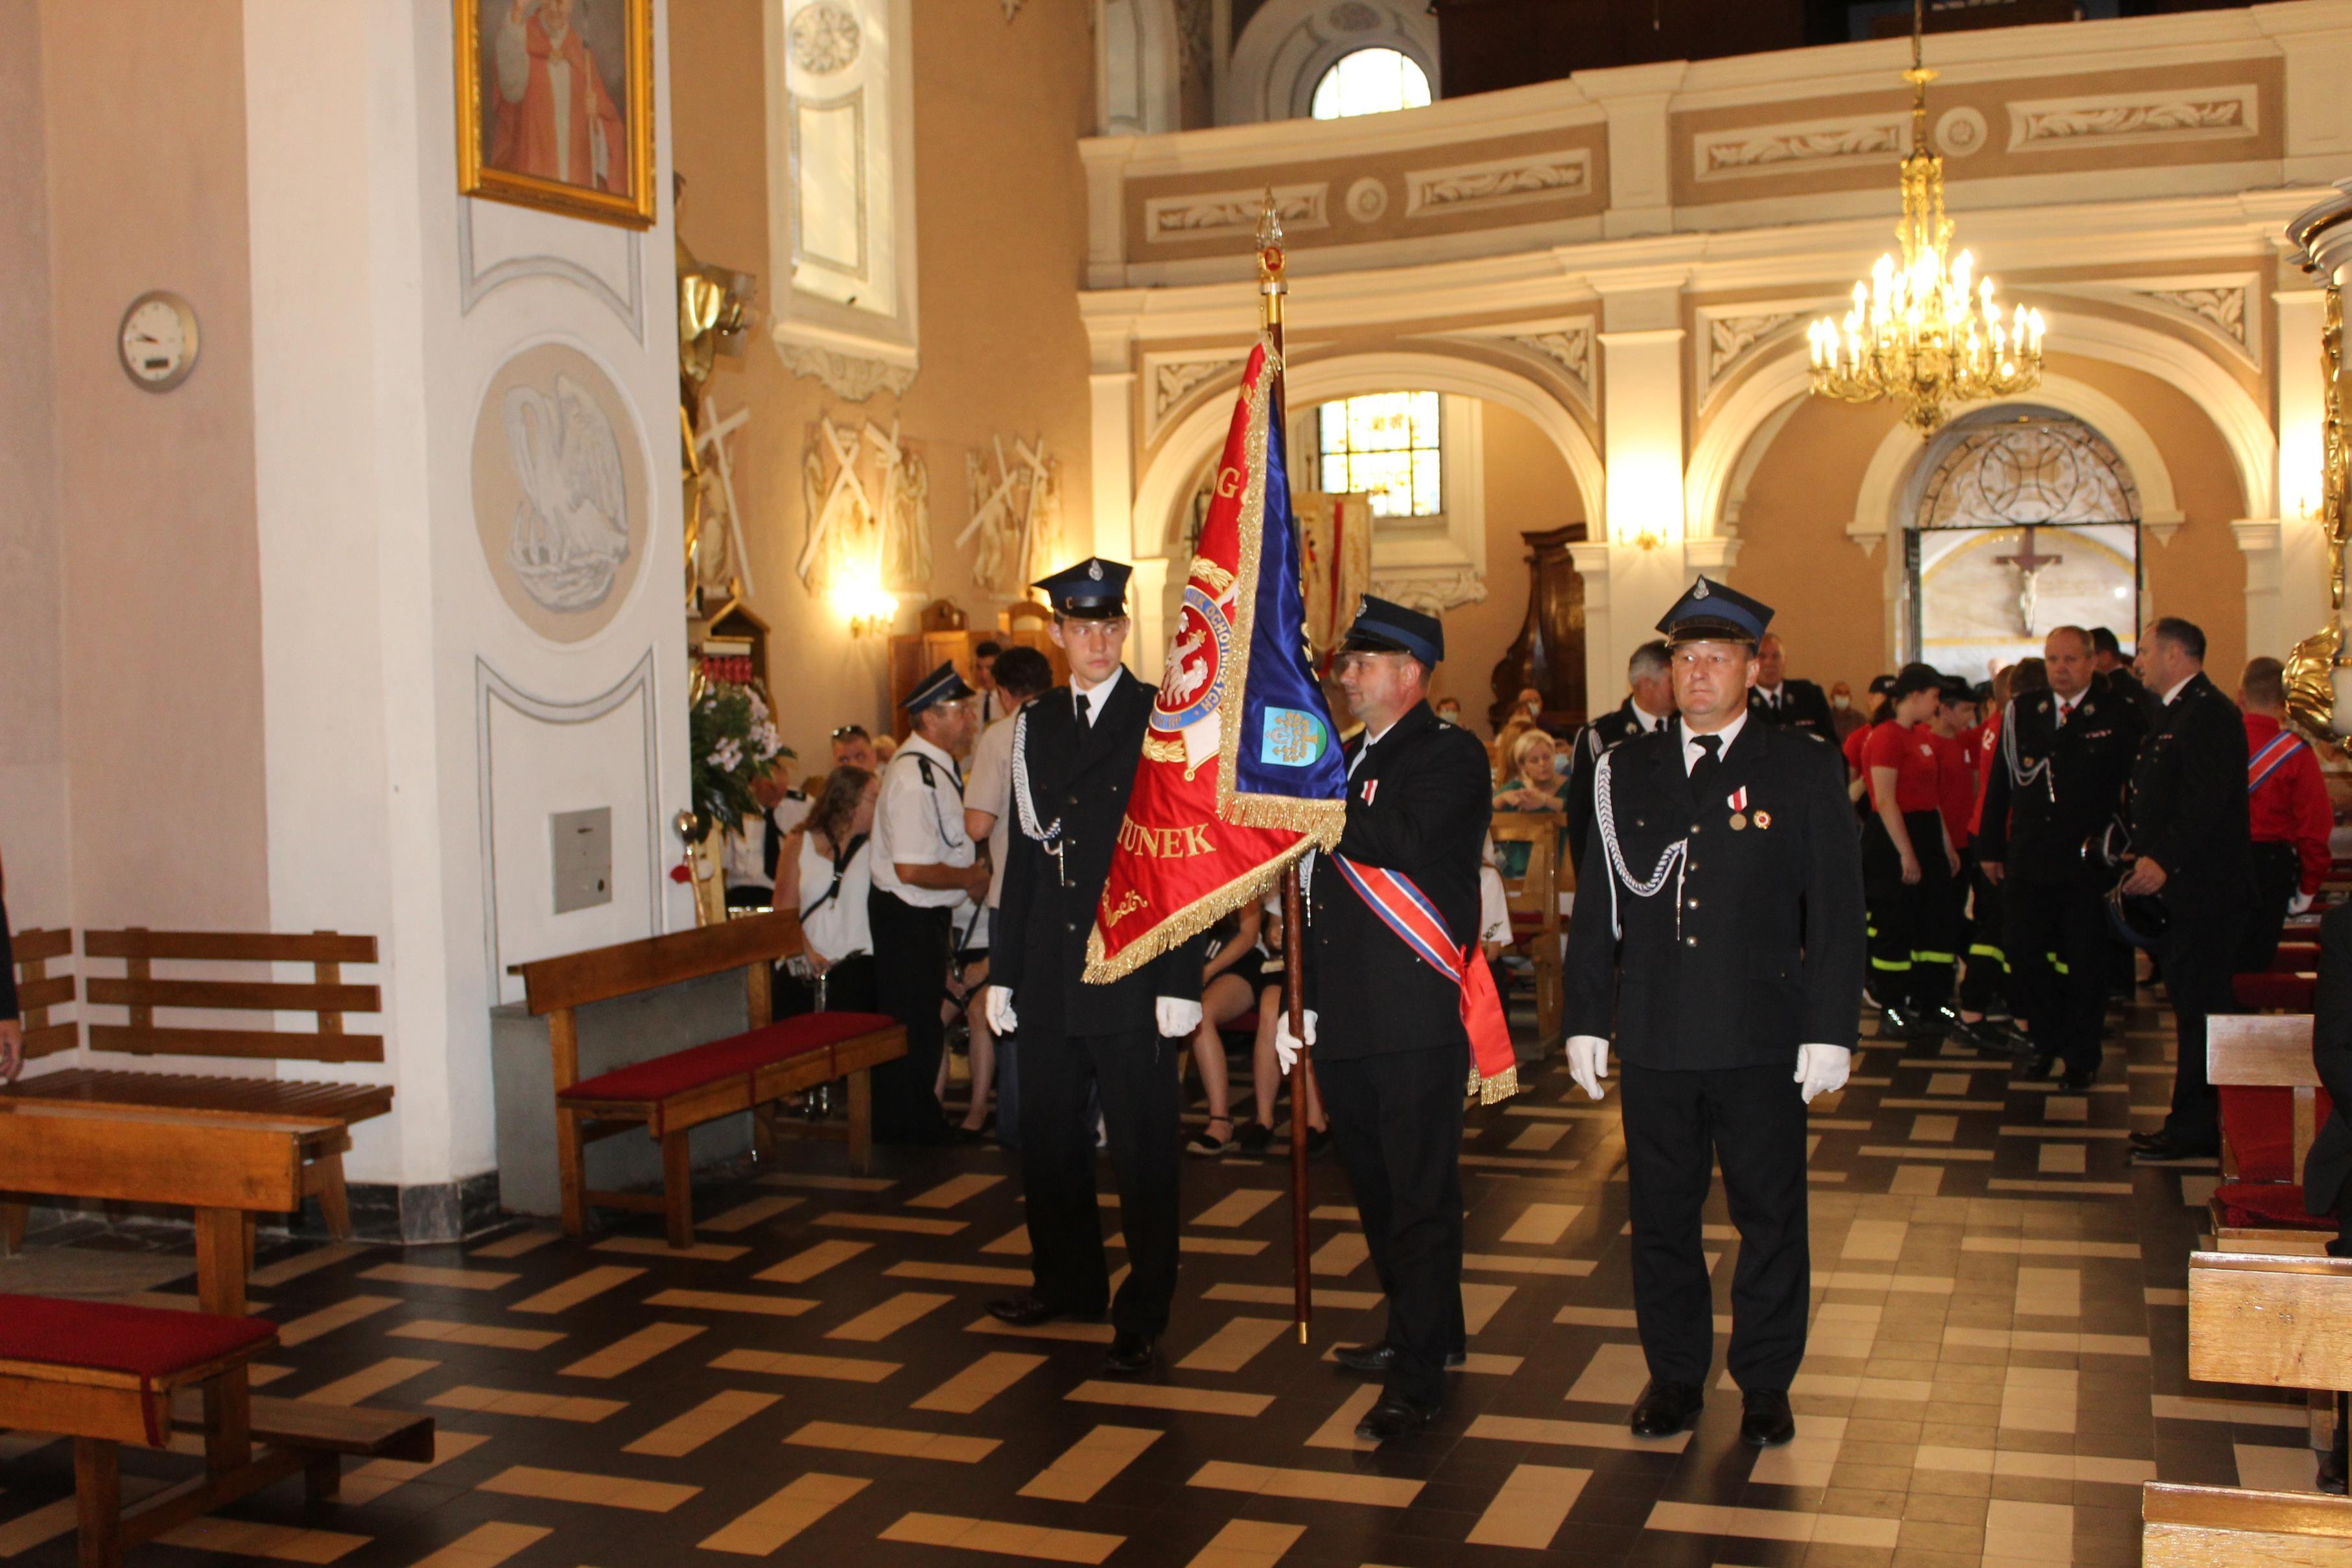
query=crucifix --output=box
[1994,525,2065,637]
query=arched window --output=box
[1909,412,2142,679]
[1315,392,1441,517]
[1310,47,1431,120]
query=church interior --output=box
[12,0,2352,1562]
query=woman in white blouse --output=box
[775,765,880,1013]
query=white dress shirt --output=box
[2159,673,2194,707]
[1680,708,1748,775]
[869,733,976,907]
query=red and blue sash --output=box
[1330,854,1518,1103]
[2249,729,2301,795]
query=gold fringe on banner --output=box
[1468,1062,1519,1105]
[1080,836,1317,985]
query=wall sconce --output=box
[832,570,898,638]
[1614,523,1667,552]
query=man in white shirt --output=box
[868,663,991,1143]
[958,646,1054,1145]
[722,766,809,911]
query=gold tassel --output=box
[1468,1064,1519,1105]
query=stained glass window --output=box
[1317,392,1441,519]
[1310,48,1431,121]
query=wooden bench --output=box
[2207,1015,2336,1255]
[510,910,907,1248]
[1,929,392,1250]
[2189,1248,2352,1488]
[10,928,78,1066]
[1491,817,1563,1047]
[2142,1482,2352,1564]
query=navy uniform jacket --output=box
[2304,905,2352,1215]
[993,670,1203,1036]
[1563,717,1864,1070]
[1975,686,2145,884]
[1566,698,1665,871]
[1305,701,1492,1062]
[1748,679,1837,743]
[2128,670,2250,917]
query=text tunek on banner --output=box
[1083,339,1347,982]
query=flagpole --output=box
[1256,194,1313,1347]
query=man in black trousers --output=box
[1563,576,1865,1450]
[1278,594,1494,1443]
[1975,627,2145,1089]
[2126,616,2252,1164]
[983,558,1205,1376]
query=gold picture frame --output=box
[456,0,656,229]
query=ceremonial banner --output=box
[1296,491,1373,670]
[1085,340,1347,981]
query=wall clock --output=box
[119,290,200,392]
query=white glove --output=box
[1794,1042,1852,1104]
[985,985,1018,1036]
[1566,1035,1609,1101]
[1156,997,1203,1038]
[1273,1009,1318,1075]
[2292,892,2315,916]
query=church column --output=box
[1567,540,1614,712]
[2233,520,2285,658]
[1088,327,1160,676]
[1595,274,1690,686]
[2271,287,2331,659]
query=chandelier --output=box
[1808,0,2045,436]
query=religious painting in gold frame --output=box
[456,0,656,229]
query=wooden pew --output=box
[1490,817,1563,1047]
[10,928,78,1064]
[510,911,907,1247]
[0,1103,433,1561]
[2206,1015,2335,1256]
[2,929,392,1247]
[2189,1247,2352,1486]
[2142,1482,2352,1565]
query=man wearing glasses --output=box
[830,725,878,773]
[985,557,1206,1377]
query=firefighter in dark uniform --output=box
[1565,638,1675,871]
[1562,576,1865,1450]
[983,558,1206,1376]
[1276,594,1494,1443]
[1975,626,2145,1090]
[2123,616,2250,1163]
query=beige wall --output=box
[1433,401,1587,731]
[1728,357,2252,697]
[670,0,1100,763]
[30,0,272,933]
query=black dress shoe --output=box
[1876,1004,1922,1037]
[1354,1392,1441,1442]
[1739,1388,1797,1447]
[2058,1065,2097,1092]
[986,1294,1100,1328]
[1629,1379,1705,1438]
[2128,1127,2166,1151]
[2024,1050,2060,1081]
[1101,1329,1156,1375]
[2131,1132,2220,1164]
[1334,1340,1467,1375]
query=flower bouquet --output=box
[688,682,790,838]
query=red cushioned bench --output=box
[0,1293,281,1568]
[2234,972,2316,1012]
[512,911,907,1248]
[2207,1014,2336,1255]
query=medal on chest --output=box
[1727,786,1748,832]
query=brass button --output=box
[1685,936,1699,946]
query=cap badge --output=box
[1088,561,1103,580]
[1693,579,1710,599]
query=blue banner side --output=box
[1234,402,1349,806]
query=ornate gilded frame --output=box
[456,0,657,229]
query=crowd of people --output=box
[1533,616,2333,1166]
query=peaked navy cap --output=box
[902,661,976,714]
[1656,575,1772,646]
[1033,557,1133,619]
[1337,593,1444,666]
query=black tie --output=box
[1689,732,1723,797]
[760,805,782,882]
[1076,691,1092,729]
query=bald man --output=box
[1746,635,1837,742]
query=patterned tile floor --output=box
[0,991,2320,1567]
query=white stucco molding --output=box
[1127,349,1605,560]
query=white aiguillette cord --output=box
[1009,705,1062,846]
[1592,749,1686,940]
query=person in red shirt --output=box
[1863,665,1961,1033]
[2238,657,2333,969]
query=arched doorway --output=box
[1907,409,2143,681]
